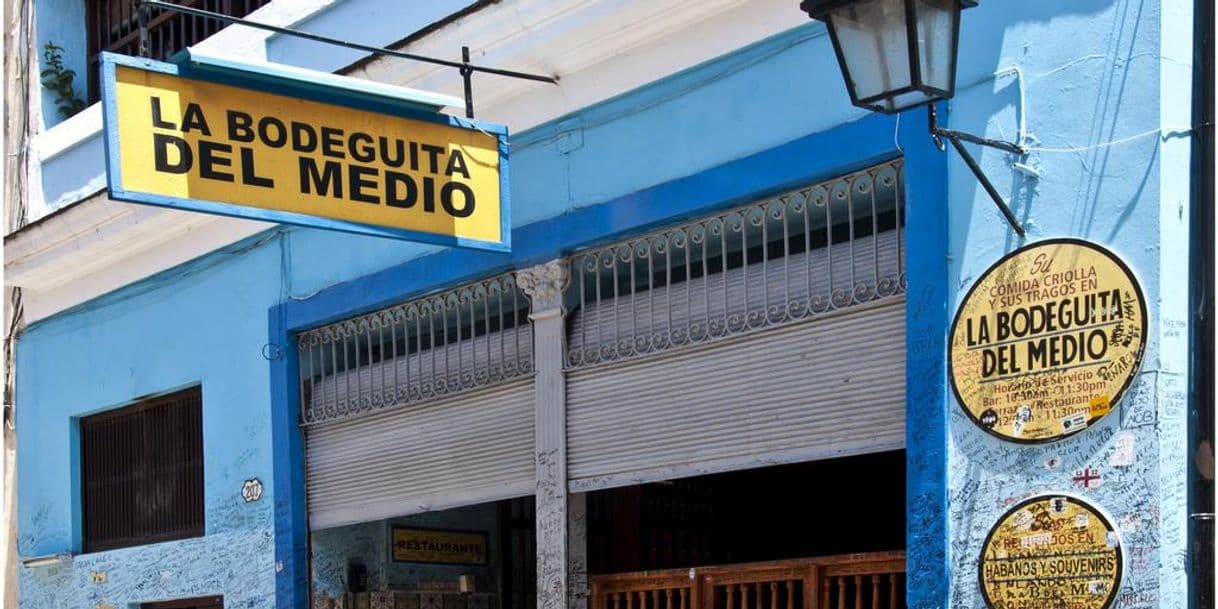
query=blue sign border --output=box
[100,52,511,252]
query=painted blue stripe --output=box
[901,103,951,609]
[269,303,309,609]
[279,111,902,331]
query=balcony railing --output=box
[86,0,271,103]
[589,553,906,609]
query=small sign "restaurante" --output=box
[392,527,488,565]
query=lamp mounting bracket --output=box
[928,105,1028,238]
[136,0,559,120]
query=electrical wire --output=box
[1025,126,1195,153]
[991,67,1028,148]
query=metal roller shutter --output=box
[305,379,535,529]
[566,299,905,492]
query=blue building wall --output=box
[17,21,865,608]
[17,234,285,608]
[938,1,1193,608]
[15,1,1197,608]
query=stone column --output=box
[517,260,570,609]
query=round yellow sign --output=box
[980,495,1123,609]
[949,239,1147,443]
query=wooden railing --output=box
[589,552,905,609]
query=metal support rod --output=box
[935,124,1027,155]
[139,0,559,85]
[461,46,474,119]
[947,136,1026,238]
[928,104,1027,155]
[927,105,1027,238]
[137,4,151,57]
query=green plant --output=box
[40,42,86,120]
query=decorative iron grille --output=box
[86,0,271,103]
[81,386,204,552]
[566,160,905,369]
[298,273,533,425]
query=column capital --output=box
[517,260,569,314]
[522,257,571,609]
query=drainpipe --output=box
[1,0,33,606]
[1189,0,1215,607]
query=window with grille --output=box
[86,0,271,103]
[81,386,204,552]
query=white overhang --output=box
[6,0,805,324]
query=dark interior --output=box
[586,450,905,574]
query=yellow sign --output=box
[980,495,1123,609]
[102,54,508,250]
[392,528,488,565]
[949,239,1147,443]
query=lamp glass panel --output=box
[831,0,911,102]
[872,88,940,113]
[913,0,959,92]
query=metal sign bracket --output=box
[136,1,559,119]
[928,104,1028,238]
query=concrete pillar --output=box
[517,260,571,609]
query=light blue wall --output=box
[34,0,87,129]
[266,0,472,74]
[17,232,285,608]
[938,1,1192,608]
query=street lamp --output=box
[801,0,975,114]
[802,0,1029,237]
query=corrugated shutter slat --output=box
[567,300,905,491]
[306,380,535,530]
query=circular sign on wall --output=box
[979,494,1123,609]
[949,239,1147,443]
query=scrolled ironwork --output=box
[297,271,533,425]
[566,159,906,369]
